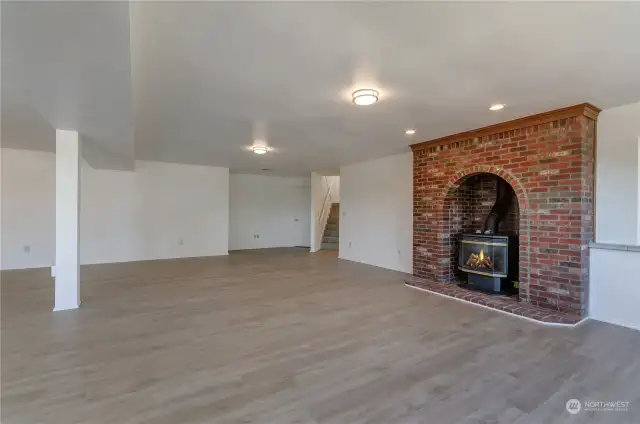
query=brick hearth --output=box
[411,104,599,316]
[405,276,582,325]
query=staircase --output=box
[321,203,340,250]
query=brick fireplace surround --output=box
[407,103,599,324]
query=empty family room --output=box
[2,2,640,423]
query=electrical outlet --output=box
[23,245,31,253]
[178,238,184,245]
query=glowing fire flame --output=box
[466,248,493,268]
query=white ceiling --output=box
[1,1,133,167]
[3,2,640,174]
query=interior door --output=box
[292,182,311,247]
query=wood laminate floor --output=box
[2,248,639,424]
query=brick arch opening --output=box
[438,165,529,211]
[438,168,531,302]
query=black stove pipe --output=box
[482,177,513,234]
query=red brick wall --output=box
[413,115,595,315]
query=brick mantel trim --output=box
[410,103,601,152]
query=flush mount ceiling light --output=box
[405,129,416,135]
[252,146,268,155]
[489,103,506,111]
[352,89,379,106]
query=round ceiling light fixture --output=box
[405,129,416,135]
[252,146,268,155]
[352,88,379,106]
[489,103,506,111]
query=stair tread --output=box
[322,202,339,249]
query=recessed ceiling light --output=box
[252,146,268,155]
[405,129,416,135]
[489,104,506,111]
[352,89,379,106]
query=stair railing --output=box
[315,176,335,251]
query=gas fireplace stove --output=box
[458,233,518,294]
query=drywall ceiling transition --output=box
[1,1,134,169]
[2,2,640,174]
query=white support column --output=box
[54,129,81,311]
[637,137,640,245]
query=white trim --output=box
[405,283,589,328]
[53,301,82,312]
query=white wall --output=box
[590,248,640,331]
[590,100,640,331]
[229,174,310,250]
[310,173,322,253]
[81,160,229,264]
[1,149,55,269]
[0,146,2,270]
[339,152,413,273]
[595,101,640,244]
[1,148,229,269]
[329,177,340,202]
